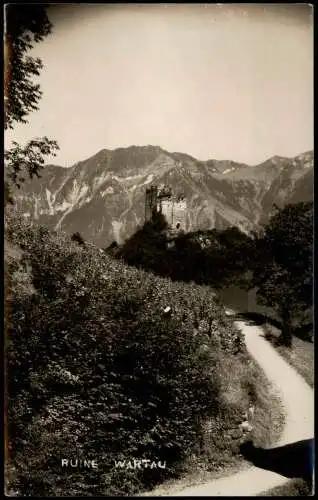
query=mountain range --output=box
[13,146,313,247]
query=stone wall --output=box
[145,185,187,230]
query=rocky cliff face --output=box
[12,146,313,247]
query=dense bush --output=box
[71,231,86,246]
[117,221,256,289]
[5,214,264,496]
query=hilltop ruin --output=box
[145,185,187,233]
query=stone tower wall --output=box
[158,198,174,227]
[145,185,187,231]
[172,199,187,230]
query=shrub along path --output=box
[143,314,314,496]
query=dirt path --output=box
[142,316,314,496]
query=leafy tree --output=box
[119,212,169,271]
[5,138,59,189]
[5,4,50,128]
[252,202,313,347]
[4,5,59,194]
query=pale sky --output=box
[5,3,314,167]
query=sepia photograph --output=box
[4,3,314,496]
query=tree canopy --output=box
[4,5,59,194]
[5,4,52,129]
[253,202,313,346]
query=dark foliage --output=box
[5,5,51,129]
[252,202,313,347]
[71,231,86,246]
[117,202,313,348]
[6,214,257,496]
[5,138,59,189]
[118,219,255,289]
[4,5,59,192]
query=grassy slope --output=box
[5,216,285,496]
[278,337,314,389]
[148,355,285,493]
[263,324,314,388]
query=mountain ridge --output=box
[46,146,314,171]
[12,146,313,247]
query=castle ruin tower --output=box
[172,195,187,231]
[144,184,187,233]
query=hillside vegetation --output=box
[5,213,282,496]
[115,201,313,348]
